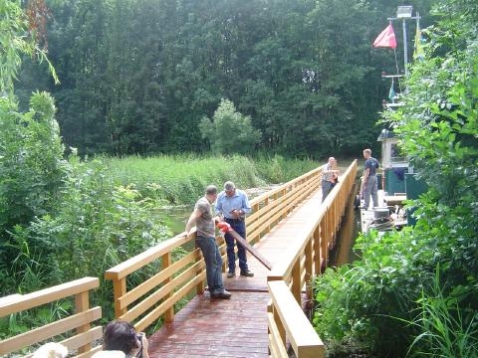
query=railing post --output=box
[274,306,286,348]
[320,219,328,271]
[75,291,92,354]
[195,236,206,295]
[113,277,127,318]
[163,252,174,323]
[313,227,321,276]
[292,260,301,304]
[305,239,313,301]
[305,239,312,279]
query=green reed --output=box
[100,153,319,204]
[405,268,478,357]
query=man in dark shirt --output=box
[361,149,380,210]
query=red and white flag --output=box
[373,23,397,49]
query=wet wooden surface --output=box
[147,190,323,357]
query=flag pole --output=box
[387,6,420,76]
[402,18,408,75]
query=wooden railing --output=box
[0,161,357,358]
[103,165,325,332]
[268,281,325,358]
[247,166,322,245]
[0,277,102,358]
[104,232,209,331]
[267,160,357,358]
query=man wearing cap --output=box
[215,181,254,278]
[185,185,231,299]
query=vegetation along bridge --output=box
[0,161,358,358]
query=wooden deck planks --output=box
[148,292,270,358]
[147,190,324,357]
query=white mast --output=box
[388,5,420,76]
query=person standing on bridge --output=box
[185,185,231,299]
[321,157,340,202]
[215,181,254,278]
[361,148,380,210]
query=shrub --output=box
[313,228,435,357]
[9,158,172,316]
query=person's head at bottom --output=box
[91,351,125,358]
[102,320,148,358]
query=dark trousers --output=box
[322,180,334,202]
[224,218,248,273]
[195,235,225,294]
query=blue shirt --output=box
[365,157,380,176]
[215,189,251,219]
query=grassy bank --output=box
[100,153,319,204]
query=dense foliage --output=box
[313,0,478,356]
[0,0,66,292]
[15,0,437,158]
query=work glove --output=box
[216,222,231,236]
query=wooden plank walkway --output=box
[148,190,324,358]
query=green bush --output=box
[0,92,68,234]
[12,158,171,268]
[313,228,434,357]
[0,91,70,295]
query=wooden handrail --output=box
[0,277,102,357]
[104,231,209,330]
[266,160,357,358]
[268,281,325,358]
[247,167,322,245]
[103,165,325,332]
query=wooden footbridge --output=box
[0,161,358,358]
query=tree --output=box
[0,0,68,290]
[199,98,262,155]
[15,0,438,157]
[0,0,57,99]
[387,0,478,298]
[313,0,478,356]
[0,0,65,234]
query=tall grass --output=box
[100,154,319,204]
[405,269,478,357]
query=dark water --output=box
[328,187,361,266]
[162,206,192,235]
